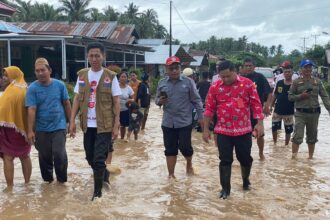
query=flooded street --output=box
[1,103,330,219]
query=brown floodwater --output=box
[1,104,330,219]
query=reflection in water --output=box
[0,104,330,219]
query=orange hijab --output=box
[0,66,28,137]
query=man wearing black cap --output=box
[156,56,203,179]
[288,59,330,159]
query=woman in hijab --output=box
[0,66,32,190]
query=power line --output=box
[301,37,309,53]
[311,34,321,49]
[172,3,200,41]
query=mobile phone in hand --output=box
[160,91,168,98]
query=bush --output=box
[150,76,161,97]
[323,82,330,96]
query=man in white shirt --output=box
[69,42,121,201]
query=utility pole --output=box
[169,0,172,56]
[301,37,308,54]
[311,34,321,49]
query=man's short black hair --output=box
[243,57,256,65]
[218,60,236,72]
[87,42,105,53]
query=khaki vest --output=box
[77,68,116,133]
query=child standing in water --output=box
[126,102,143,142]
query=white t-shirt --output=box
[119,85,134,111]
[74,68,121,127]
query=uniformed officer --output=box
[288,59,330,159]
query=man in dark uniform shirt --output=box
[270,61,294,146]
[241,58,272,160]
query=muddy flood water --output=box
[1,103,330,219]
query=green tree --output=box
[286,49,303,70]
[34,3,62,21]
[13,0,34,21]
[304,45,326,66]
[103,6,119,21]
[153,22,168,38]
[90,8,103,21]
[269,45,276,57]
[276,44,284,56]
[59,0,91,23]
[324,40,330,50]
[119,2,140,24]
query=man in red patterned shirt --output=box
[203,60,264,199]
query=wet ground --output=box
[0,104,330,219]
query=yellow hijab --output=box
[0,66,28,137]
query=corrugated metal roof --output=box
[13,22,118,39]
[0,21,28,33]
[145,45,195,64]
[0,2,16,17]
[109,25,138,44]
[137,39,165,46]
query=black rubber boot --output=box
[219,165,231,199]
[91,169,105,201]
[104,169,110,184]
[241,165,251,191]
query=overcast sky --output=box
[32,0,330,54]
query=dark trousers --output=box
[217,133,253,166]
[83,128,112,171]
[35,129,68,182]
[161,125,194,157]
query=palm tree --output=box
[59,0,91,23]
[276,44,284,56]
[153,22,168,39]
[13,0,34,21]
[103,6,119,21]
[136,15,152,38]
[143,9,158,24]
[90,8,102,21]
[125,2,139,21]
[269,45,276,57]
[34,3,62,21]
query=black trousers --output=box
[35,129,68,182]
[83,128,112,171]
[161,125,193,157]
[217,133,253,167]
